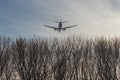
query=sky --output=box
[1,0,120,38]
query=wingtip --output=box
[75,25,77,26]
[43,25,46,27]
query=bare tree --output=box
[12,38,51,80]
[94,37,119,80]
[0,35,120,80]
[0,36,12,80]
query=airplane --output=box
[43,19,77,32]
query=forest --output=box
[0,36,120,80]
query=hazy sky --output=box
[1,0,120,38]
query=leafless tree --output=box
[0,35,120,80]
[0,36,12,80]
[94,37,119,80]
[12,38,49,80]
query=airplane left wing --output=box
[43,25,57,29]
[43,25,59,31]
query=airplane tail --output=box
[54,21,67,23]
[54,16,67,23]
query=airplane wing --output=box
[43,25,57,29]
[43,25,59,31]
[62,25,77,29]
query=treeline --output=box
[0,36,120,80]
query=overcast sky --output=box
[1,0,120,38]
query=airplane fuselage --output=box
[58,22,62,32]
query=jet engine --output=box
[54,28,58,31]
[62,28,66,31]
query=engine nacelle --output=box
[54,28,58,31]
[62,28,66,31]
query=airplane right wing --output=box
[61,25,77,31]
[62,25,77,29]
[43,25,58,30]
